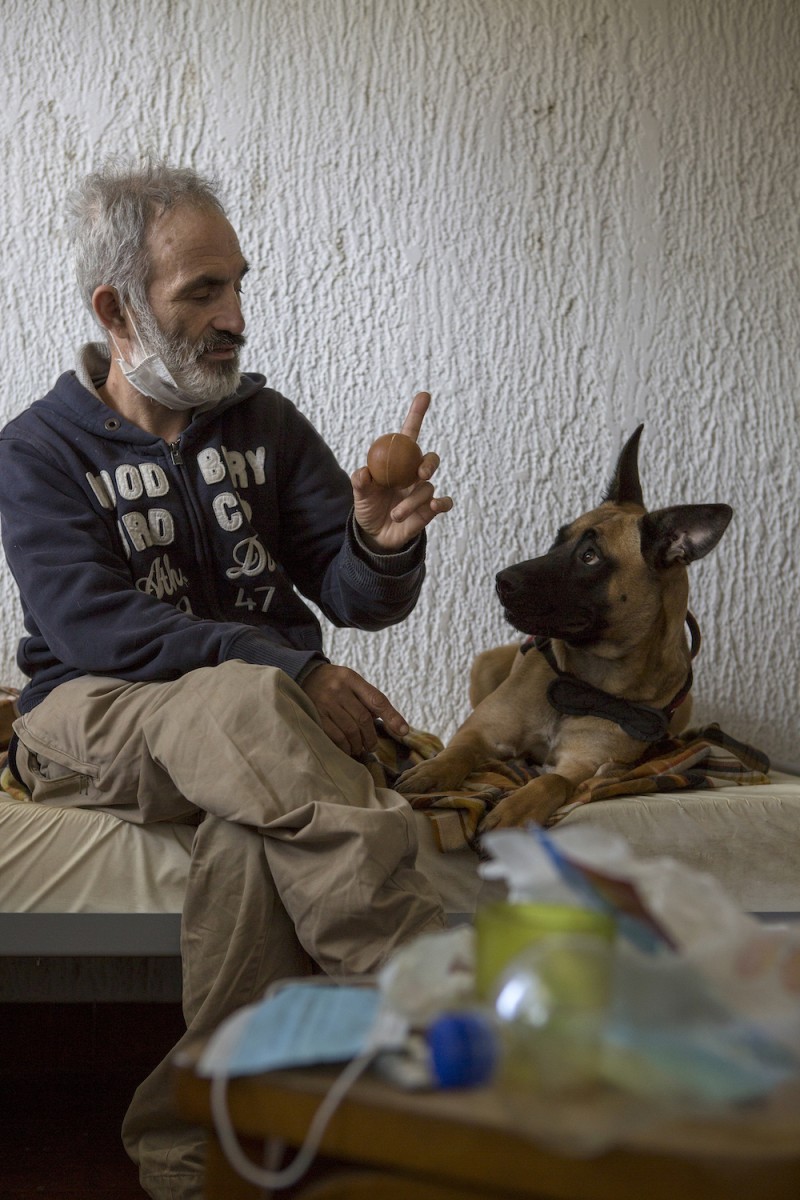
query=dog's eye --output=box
[580,547,599,565]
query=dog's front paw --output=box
[479,792,546,831]
[480,776,569,832]
[395,756,467,797]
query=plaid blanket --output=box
[0,757,27,802]
[366,723,771,853]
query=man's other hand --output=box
[300,664,409,757]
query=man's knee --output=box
[185,661,319,725]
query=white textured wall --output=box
[1,0,798,766]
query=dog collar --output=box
[520,612,701,744]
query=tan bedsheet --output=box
[559,773,800,913]
[0,796,195,914]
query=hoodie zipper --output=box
[163,437,227,620]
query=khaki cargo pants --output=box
[14,662,446,1200]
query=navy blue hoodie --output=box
[0,360,426,713]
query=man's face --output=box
[134,203,249,404]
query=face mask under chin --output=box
[111,307,241,411]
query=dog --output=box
[397,425,732,830]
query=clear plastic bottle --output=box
[490,932,614,1094]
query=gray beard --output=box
[134,304,242,405]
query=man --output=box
[0,158,454,1199]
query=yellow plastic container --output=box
[474,900,615,1000]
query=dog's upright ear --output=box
[640,504,733,568]
[603,424,645,508]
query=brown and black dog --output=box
[397,425,732,830]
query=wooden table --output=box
[172,1044,800,1200]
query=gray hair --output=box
[68,156,227,318]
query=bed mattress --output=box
[1,775,798,924]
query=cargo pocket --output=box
[15,744,96,806]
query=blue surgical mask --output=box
[200,982,409,1194]
[198,981,407,1079]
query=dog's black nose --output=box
[495,571,511,600]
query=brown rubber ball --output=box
[366,433,423,488]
